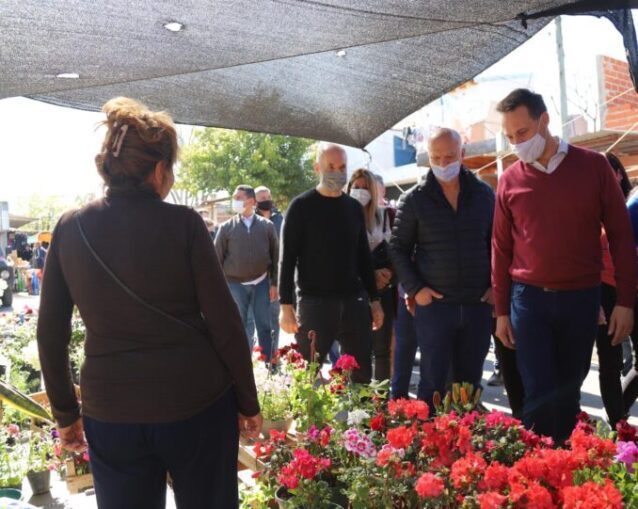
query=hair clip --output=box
[111,124,129,158]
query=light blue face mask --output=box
[431,161,461,182]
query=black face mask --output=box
[257,200,273,211]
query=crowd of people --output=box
[35,88,638,507]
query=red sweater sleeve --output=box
[492,174,514,316]
[599,156,637,307]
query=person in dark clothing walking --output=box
[279,143,384,384]
[347,168,395,381]
[594,152,637,427]
[37,97,261,509]
[390,128,495,407]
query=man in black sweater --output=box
[279,143,384,383]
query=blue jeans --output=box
[414,301,492,406]
[84,390,239,509]
[228,278,273,361]
[245,300,281,354]
[391,294,418,399]
[511,283,600,443]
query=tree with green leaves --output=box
[178,128,317,210]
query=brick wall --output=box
[600,55,638,131]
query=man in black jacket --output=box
[390,128,495,405]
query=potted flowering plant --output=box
[24,428,56,495]
[253,347,294,436]
[0,424,25,491]
[242,343,638,508]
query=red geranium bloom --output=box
[561,480,623,509]
[415,473,445,498]
[387,425,416,450]
[388,399,429,421]
[270,430,287,443]
[509,480,554,509]
[370,414,386,432]
[477,492,508,509]
[334,354,360,372]
[450,452,487,490]
[481,462,509,491]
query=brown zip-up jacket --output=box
[37,187,259,427]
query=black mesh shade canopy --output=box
[0,0,628,147]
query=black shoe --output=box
[487,371,503,387]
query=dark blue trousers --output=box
[510,283,600,443]
[391,294,418,399]
[83,389,239,509]
[414,301,492,406]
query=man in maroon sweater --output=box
[492,88,636,442]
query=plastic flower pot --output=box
[0,488,22,500]
[26,469,50,495]
[274,486,293,509]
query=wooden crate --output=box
[64,458,93,494]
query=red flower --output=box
[370,414,386,432]
[481,462,509,491]
[253,346,264,353]
[450,452,486,490]
[561,480,623,509]
[477,492,507,509]
[509,480,554,508]
[334,354,359,372]
[388,399,429,421]
[616,419,637,442]
[415,473,445,498]
[387,425,416,449]
[253,441,273,459]
[277,448,331,490]
[269,430,287,443]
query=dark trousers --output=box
[593,283,625,427]
[372,289,395,381]
[511,283,600,443]
[391,294,418,399]
[414,301,492,406]
[296,293,372,383]
[622,297,638,415]
[83,390,239,509]
[493,321,525,420]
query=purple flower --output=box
[615,441,638,472]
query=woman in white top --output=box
[347,168,395,381]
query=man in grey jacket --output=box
[215,185,279,361]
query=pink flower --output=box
[615,441,638,472]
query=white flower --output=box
[347,409,370,426]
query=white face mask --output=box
[350,188,371,207]
[431,161,461,182]
[231,199,246,214]
[513,130,546,164]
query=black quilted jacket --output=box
[389,168,495,304]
